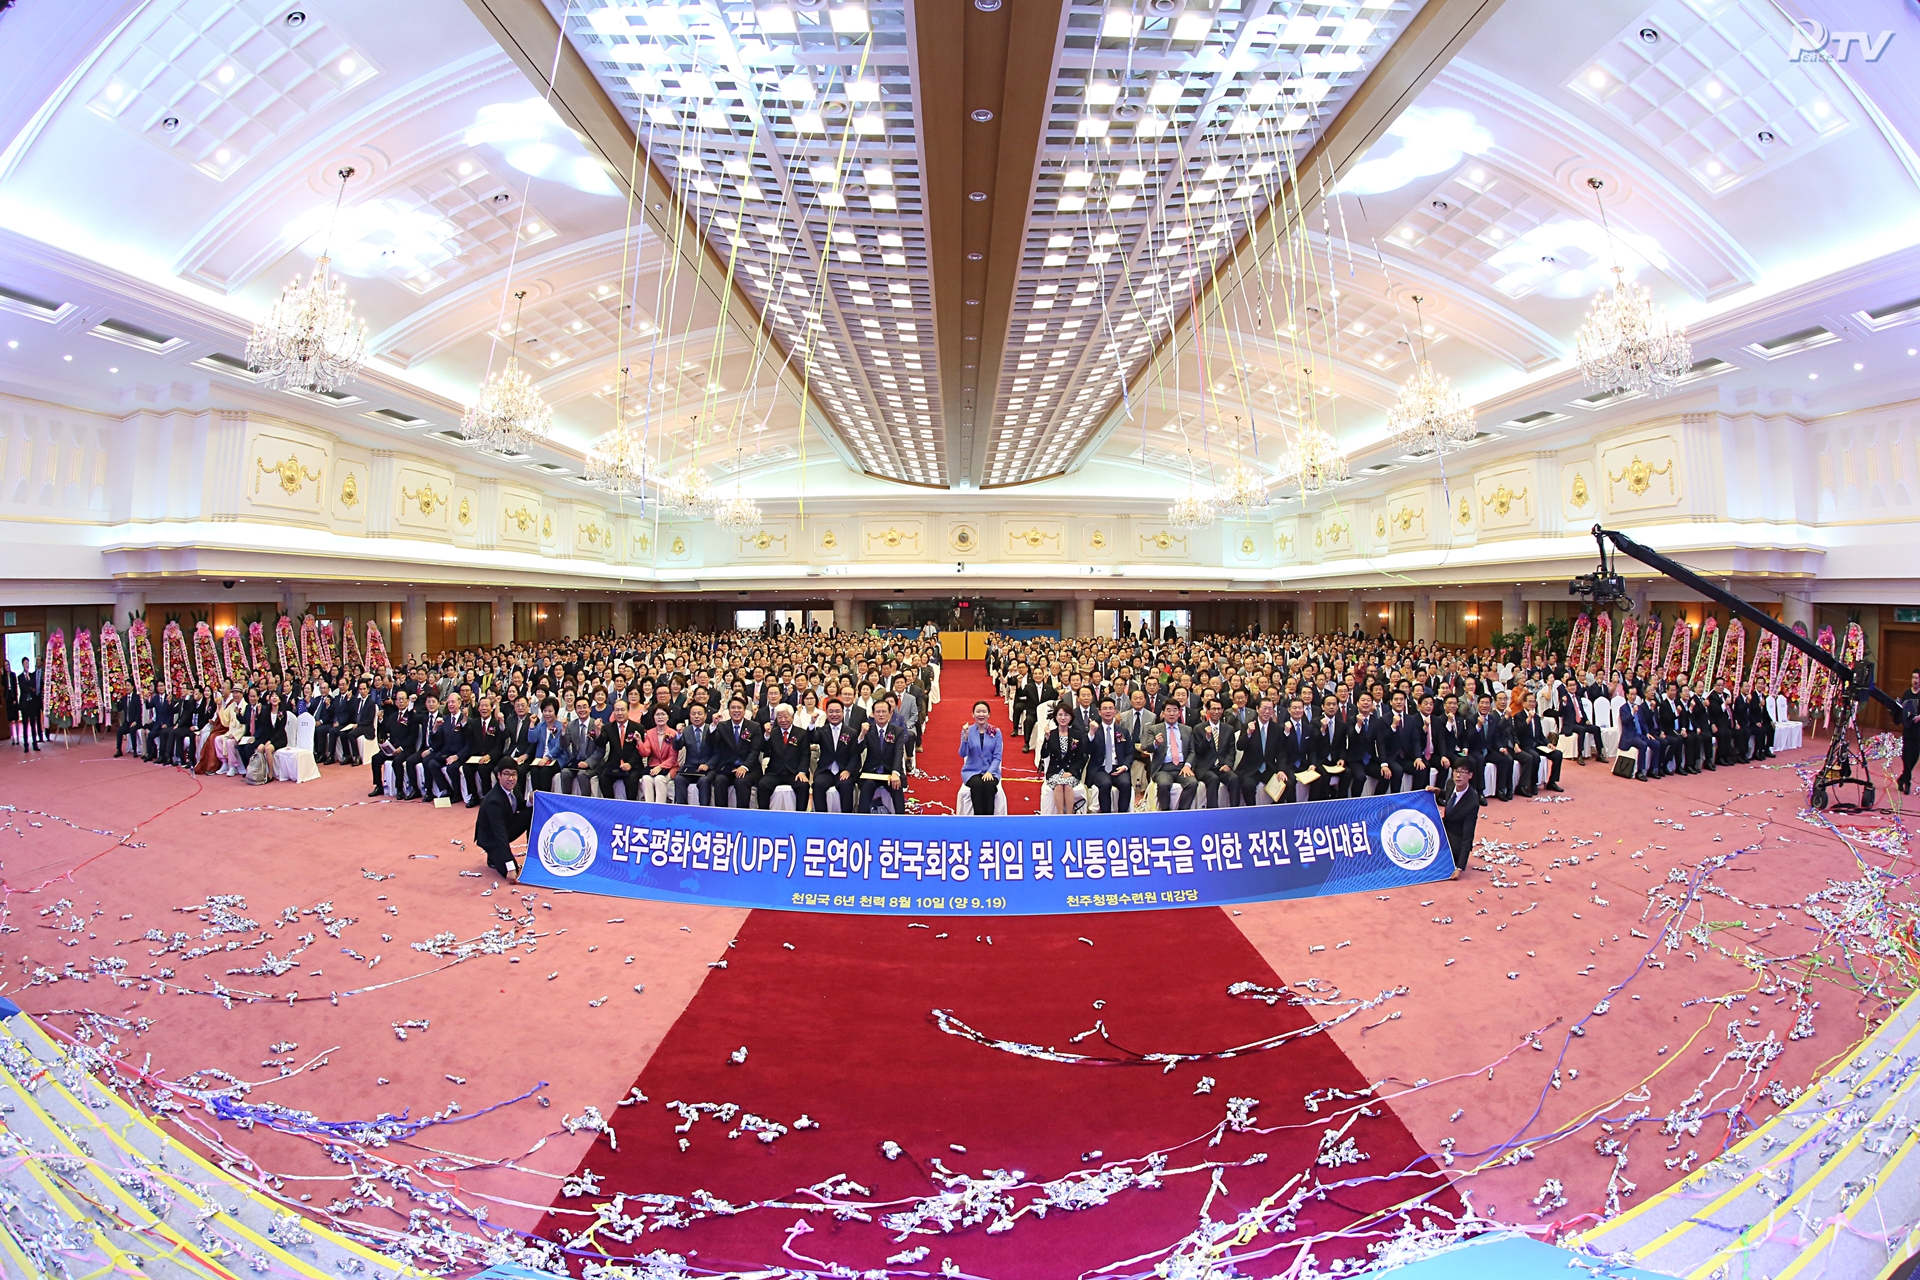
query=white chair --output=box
[1776,721,1803,751]
[955,783,1009,816]
[767,786,799,812]
[1037,783,1092,815]
[274,713,320,783]
[1029,700,1055,754]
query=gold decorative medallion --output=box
[339,471,360,508]
[1607,454,1674,501]
[1457,495,1472,526]
[1481,483,1529,518]
[400,483,444,517]
[457,495,473,526]
[950,525,977,552]
[1275,531,1293,553]
[1375,513,1387,539]
[1089,529,1108,550]
[636,531,652,555]
[821,528,839,550]
[1240,535,1256,556]
[1569,473,1591,509]
[670,535,686,556]
[542,514,554,539]
[256,453,320,497]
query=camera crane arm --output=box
[1582,524,1906,723]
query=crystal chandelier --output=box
[1279,424,1347,494]
[461,290,553,452]
[656,465,711,513]
[710,444,760,530]
[1575,177,1692,397]
[247,166,368,392]
[1167,450,1217,529]
[1216,417,1272,512]
[585,426,649,495]
[1388,297,1475,455]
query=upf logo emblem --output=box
[1792,19,1896,62]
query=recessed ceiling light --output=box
[63,354,71,361]
[1809,372,1818,380]
[340,58,357,74]
[458,161,473,175]
[1587,69,1607,88]
[215,148,231,163]
[217,65,235,84]
[1854,362,1863,370]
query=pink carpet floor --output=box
[1,686,1909,1277]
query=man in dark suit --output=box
[757,705,812,810]
[1616,690,1660,781]
[464,695,509,806]
[1654,684,1690,777]
[1193,699,1240,808]
[426,694,470,802]
[11,657,44,751]
[1233,698,1286,805]
[1708,680,1738,765]
[1557,684,1601,765]
[1470,692,1514,801]
[1431,693,1471,793]
[1436,767,1480,880]
[143,690,173,762]
[474,762,530,880]
[368,690,416,797]
[1378,690,1429,794]
[712,697,763,808]
[812,698,861,814]
[1278,697,1325,803]
[1737,679,1775,763]
[557,695,602,797]
[1084,697,1134,813]
[402,692,445,801]
[114,689,144,757]
[597,699,641,800]
[856,695,908,814]
[1147,703,1198,811]
[1346,693,1383,796]
[1514,691,1564,796]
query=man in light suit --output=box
[557,694,602,796]
[1147,702,1198,811]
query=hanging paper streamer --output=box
[128,618,155,698]
[192,621,222,688]
[44,629,74,727]
[1661,620,1691,686]
[1716,618,1746,690]
[100,622,131,704]
[318,617,338,669]
[247,620,269,673]
[1754,631,1781,697]
[160,621,191,700]
[342,622,363,674]
[221,625,248,684]
[1565,613,1591,673]
[365,620,391,674]
[275,613,298,677]
[298,613,321,673]
[1694,616,1720,688]
[1593,613,1613,677]
[72,629,102,723]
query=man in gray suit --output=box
[1118,689,1156,807]
[1147,702,1199,811]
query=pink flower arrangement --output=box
[1617,615,1638,680]
[274,613,298,677]
[128,619,155,697]
[1593,613,1613,676]
[342,623,363,674]
[298,613,321,672]
[1753,631,1781,696]
[44,629,74,726]
[1660,620,1692,686]
[221,626,248,684]
[1641,617,1663,682]
[1800,626,1837,725]
[192,621,223,688]
[365,620,390,673]
[1716,619,1746,690]
[100,622,132,703]
[73,629,102,722]
[160,621,191,700]
[1565,613,1591,672]
[1695,617,1720,688]
[317,618,337,669]
[248,620,269,673]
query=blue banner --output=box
[521,790,1454,915]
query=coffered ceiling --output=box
[2,0,1919,513]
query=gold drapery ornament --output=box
[1482,484,1529,518]
[401,483,443,517]
[257,453,321,497]
[1608,454,1674,500]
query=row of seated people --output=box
[1003,661,1782,813]
[366,688,924,813]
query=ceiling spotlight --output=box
[285,10,307,26]
[1639,26,1659,42]
[968,190,987,201]
[970,108,994,122]
[974,0,1002,10]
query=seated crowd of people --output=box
[992,627,1783,813]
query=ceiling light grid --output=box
[985,0,1403,485]
[560,0,944,486]
[1567,0,1851,196]
[86,0,377,181]
[1390,164,1575,293]
[354,158,558,295]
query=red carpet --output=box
[921,657,1041,813]
[540,662,1459,1275]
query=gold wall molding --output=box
[255,453,320,497]
[740,529,788,553]
[541,513,554,539]
[1138,529,1187,554]
[865,525,920,553]
[504,505,535,533]
[1007,525,1060,552]
[670,535,686,556]
[1457,495,1472,526]
[950,524,978,553]
[1569,472,1591,509]
[1394,504,1424,532]
[338,471,360,508]
[457,495,473,526]
[820,527,839,550]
